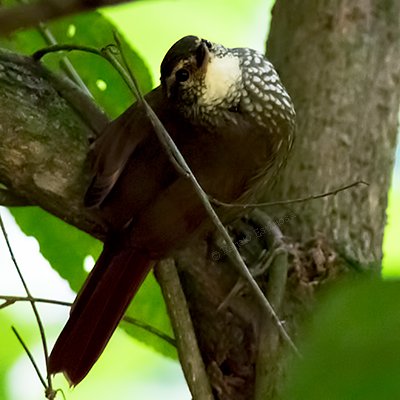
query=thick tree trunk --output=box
[0,2,399,399]
[267,0,400,264]
[172,1,400,399]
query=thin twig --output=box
[33,43,193,181]
[107,35,191,177]
[33,44,102,61]
[16,0,91,96]
[11,326,48,390]
[0,295,71,308]
[0,213,53,393]
[122,316,176,347]
[37,22,93,97]
[32,42,300,356]
[53,389,66,400]
[211,180,369,209]
[0,300,14,309]
[0,295,176,346]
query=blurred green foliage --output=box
[283,278,400,399]
[10,207,101,292]
[383,189,400,277]
[104,0,272,83]
[0,312,22,400]
[0,11,153,117]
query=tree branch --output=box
[251,210,290,400]
[210,180,369,210]
[0,188,32,207]
[0,49,106,239]
[0,0,136,35]
[11,326,48,391]
[155,259,214,400]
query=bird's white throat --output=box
[200,53,241,106]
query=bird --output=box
[48,35,295,386]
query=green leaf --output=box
[124,273,176,359]
[11,207,175,359]
[0,11,153,117]
[383,189,400,277]
[10,207,101,293]
[0,312,24,400]
[283,279,400,400]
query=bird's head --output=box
[160,36,243,122]
[160,35,295,134]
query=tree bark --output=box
[267,0,400,265]
[0,1,399,398]
[0,50,106,238]
[172,1,400,399]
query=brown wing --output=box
[86,85,271,243]
[121,118,272,257]
[84,87,164,208]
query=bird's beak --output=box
[196,39,210,71]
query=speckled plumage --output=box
[186,39,296,196]
[161,38,295,179]
[164,39,293,117]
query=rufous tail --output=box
[48,244,151,386]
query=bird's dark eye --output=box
[175,68,190,83]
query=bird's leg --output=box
[218,210,292,313]
[217,243,288,312]
[216,249,265,312]
[250,246,287,278]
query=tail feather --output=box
[49,246,151,386]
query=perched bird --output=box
[49,35,295,385]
